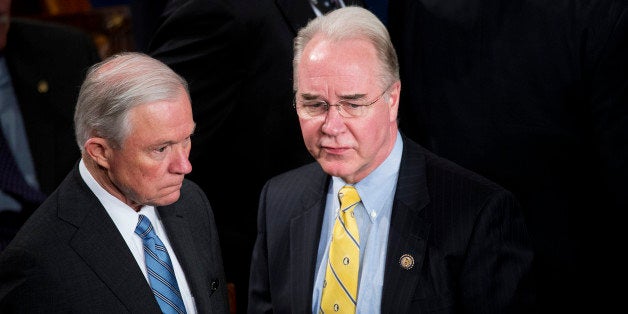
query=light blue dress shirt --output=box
[312,131,403,313]
[0,55,40,211]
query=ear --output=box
[387,80,401,123]
[84,137,114,170]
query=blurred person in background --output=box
[0,0,100,250]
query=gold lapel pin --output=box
[37,80,49,94]
[399,253,415,270]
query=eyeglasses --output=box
[293,84,391,119]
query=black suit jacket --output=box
[0,165,230,313]
[147,1,361,310]
[248,136,535,313]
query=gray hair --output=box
[293,6,399,90]
[74,52,189,151]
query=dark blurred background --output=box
[10,0,157,58]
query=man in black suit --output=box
[0,52,230,313]
[147,0,363,310]
[387,0,628,311]
[0,0,100,250]
[248,7,535,313]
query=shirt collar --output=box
[79,158,157,233]
[332,131,403,222]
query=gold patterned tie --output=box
[320,185,361,313]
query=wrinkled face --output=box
[107,89,195,208]
[0,0,10,50]
[295,34,400,183]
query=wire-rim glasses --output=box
[293,84,392,119]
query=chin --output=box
[320,163,350,178]
[153,191,182,207]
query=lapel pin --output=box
[37,80,49,94]
[399,253,414,270]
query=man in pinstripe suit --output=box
[248,7,536,313]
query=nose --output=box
[321,105,346,135]
[171,145,192,175]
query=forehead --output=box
[297,35,380,89]
[126,94,193,138]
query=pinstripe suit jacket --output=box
[248,136,536,313]
[0,164,230,313]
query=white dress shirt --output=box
[79,159,197,313]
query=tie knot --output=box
[338,185,361,211]
[134,215,155,240]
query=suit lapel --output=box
[381,139,431,313]
[283,138,432,312]
[59,167,160,313]
[290,167,328,312]
[157,202,214,313]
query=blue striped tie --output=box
[135,215,187,314]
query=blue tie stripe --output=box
[328,259,358,305]
[135,215,187,314]
[152,289,186,314]
[341,199,359,210]
[146,267,183,298]
[339,208,360,248]
[143,245,177,275]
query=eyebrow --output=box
[299,92,368,101]
[149,124,196,147]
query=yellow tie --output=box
[320,185,361,313]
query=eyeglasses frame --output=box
[293,83,394,119]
